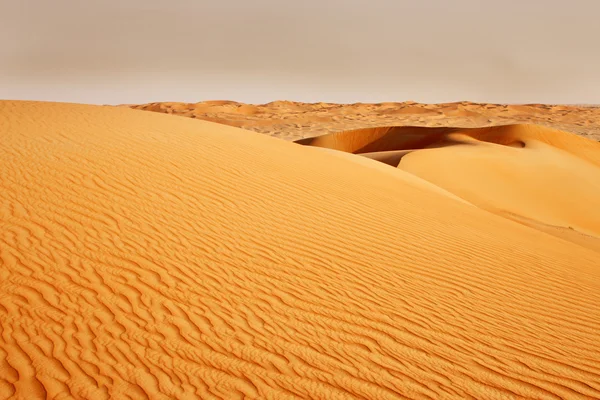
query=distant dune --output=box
[2,101,600,399]
[297,124,600,246]
[125,100,600,142]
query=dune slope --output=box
[297,124,600,241]
[1,101,600,399]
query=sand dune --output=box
[2,101,600,399]
[125,101,600,142]
[296,126,458,153]
[302,146,471,205]
[297,124,600,243]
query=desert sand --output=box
[297,124,600,245]
[126,101,600,142]
[2,100,600,399]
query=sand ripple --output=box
[1,101,600,399]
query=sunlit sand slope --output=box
[297,124,600,240]
[2,101,600,399]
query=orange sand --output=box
[297,124,600,245]
[125,101,600,142]
[1,101,600,399]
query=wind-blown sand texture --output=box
[125,101,600,142]
[2,101,600,399]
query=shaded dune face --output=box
[296,126,461,154]
[295,124,600,157]
[2,102,600,399]
[295,125,533,164]
[296,124,600,240]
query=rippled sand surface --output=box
[2,101,600,399]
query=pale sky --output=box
[1,0,599,105]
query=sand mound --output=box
[2,101,600,399]
[297,124,600,240]
[303,146,471,205]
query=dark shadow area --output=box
[295,125,508,167]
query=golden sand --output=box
[1,101,600,399]
[298,124,600,242]
[126,101,600,142]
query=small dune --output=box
[2,101,600,399]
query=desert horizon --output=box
[2,0,600,398]
[124,100,600,142]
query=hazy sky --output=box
[1,0,599,105]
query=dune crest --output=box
[2,101,600,399]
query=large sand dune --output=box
[2,101,600,399]
[297,124,600,246]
